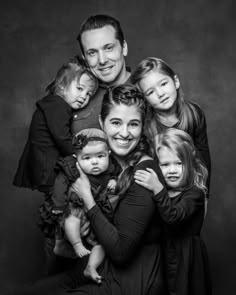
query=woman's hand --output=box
[71,163,96,210]
[134,168,164,195]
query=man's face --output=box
[81,25,128,86]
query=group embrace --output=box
[12,14,211,295]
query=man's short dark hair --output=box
[77,14,125,55]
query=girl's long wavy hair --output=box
[156,128,208,194]
[130,57,201,156]
[100,83,150,197]
[45,57,97,97]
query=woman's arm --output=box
[153,187,204,224]
[73,160,160,265]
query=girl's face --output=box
[63,73,96,110]
[139,70,180,113]
[100,104,142,158]
[77,142,109,175]
[158,146,184,189]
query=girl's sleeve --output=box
[87,160,161,265]
[193,105,211,189]
[153,187,204,224]
[43,100,74,156]
[51,172,69,210]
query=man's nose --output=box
[98,51,107,64]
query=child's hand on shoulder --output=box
[134,168,164,195]
[107,179,117,193]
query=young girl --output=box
[130,57,211,192]
[13,58,97,193]
[134,128,212,295]
[41,128,119,284]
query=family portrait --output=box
[0,1,235,294]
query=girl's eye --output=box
[77,87,83,91]
[146,90,154,97]
[86,92,92,98]
[161,81,168,87]
[177,162,182,166]
[98,154,105,158]
[160,164,168,167]
[83,157,90,160]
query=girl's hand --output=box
[107,179,117,193]
[134,168,164,195]
[71,163,96,210]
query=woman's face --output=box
[101,104,142,158]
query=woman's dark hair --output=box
[77,14,125,55]
[100,83,150,197]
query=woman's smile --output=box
[101,104,142,158]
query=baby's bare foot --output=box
[84,265,102,284]
[73,241,91,258]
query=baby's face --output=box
[63,73,97,110]
[77,142,109,175]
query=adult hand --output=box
[71,163,96,210]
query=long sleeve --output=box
[51,172,70,210]
[38,95,74,156]
[87,160,163,266]
[153,187,204,225]
[191,103,211,190]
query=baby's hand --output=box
[134,168,163,195]
[107,179,117,193]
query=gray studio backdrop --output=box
[0,0,235,294]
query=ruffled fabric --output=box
[38,155,119,239]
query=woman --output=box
[12,84,166,295]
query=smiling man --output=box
[72,14,131,135]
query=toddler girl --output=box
[134,128,212,295]
[13,58,97,193]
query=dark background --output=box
[0,0,235,294]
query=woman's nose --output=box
[119,125,129,137]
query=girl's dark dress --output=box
[153,186,212,295]
[39,155,117,239]
[13,94,74,192]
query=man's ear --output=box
[99,115,104,130]
[122,40,128,57]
